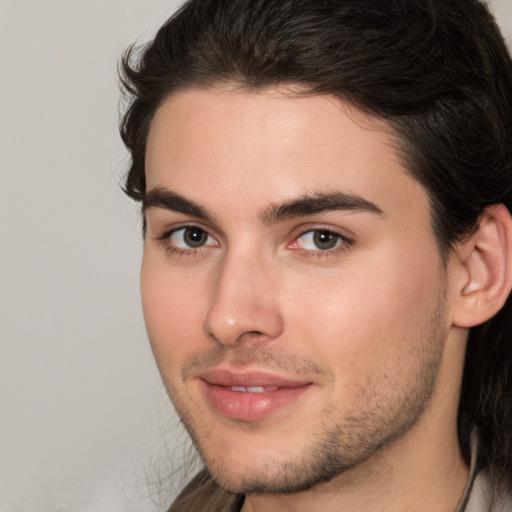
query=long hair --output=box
[119,0,512,495]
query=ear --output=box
[452,204,512,328]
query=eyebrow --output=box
[260,191,384,224]
[142,187,384,225]
[143,187,212,221]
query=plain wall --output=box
[1,2,189,511]
[1,1,511,511]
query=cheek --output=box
[140,254,209,373]
[285,244,443,377]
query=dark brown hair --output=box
[119,0,512,496]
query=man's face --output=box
[142,88,458,493]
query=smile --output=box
[229,386,279,393]
[198,368,313,422]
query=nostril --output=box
[203,271,284,345]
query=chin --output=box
[192,394,434,496]
[196,436,363,495]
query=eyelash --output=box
[156,225,354,258]
[157,225,217,256]
[290,228,354,257]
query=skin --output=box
[142,87,471,512]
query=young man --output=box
[119,1,512,510]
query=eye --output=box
[168,226,216,249]
[292,229,350,252]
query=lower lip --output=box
[200,381,311,422]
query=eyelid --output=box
[155,221,216,241]
[288,225,354,253]
[292,223,354,242]
[156,222,220,255]
[152,221,353,257]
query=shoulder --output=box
[466,470,512,512]
[168,469,244,512]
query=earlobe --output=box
[453,204,512,328]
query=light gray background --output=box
[1,1,511,511]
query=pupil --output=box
[313,231,338,250]
[184,228,207,247]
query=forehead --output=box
[145,87,430,226]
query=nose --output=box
[203,252,284,346]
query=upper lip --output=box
[199,367,312,388]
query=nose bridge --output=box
[204,244,283,346]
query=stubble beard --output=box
[166,291,448,495]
